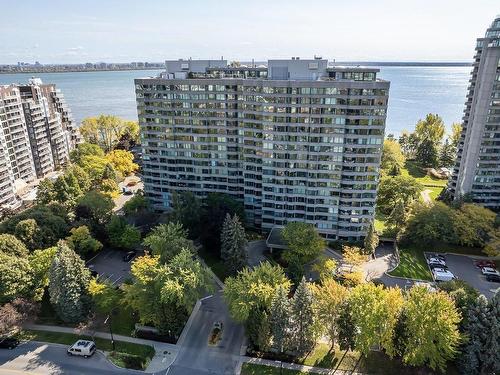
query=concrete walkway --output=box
[242,356,364,374]
[362,245,398,281]
[24,323,178,373]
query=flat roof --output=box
[266,226,287,249]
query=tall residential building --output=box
[0,78,79,210]
[136,58,389,241]
[449,16,500,210]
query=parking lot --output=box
[87,249,137,285]
[425,252,499,298]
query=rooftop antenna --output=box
[252,58,254,67]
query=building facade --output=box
[449,16,500,210]
[0,78,79,210]
[136,58,389,240]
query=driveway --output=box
[113,176,144,213]
[87,249,135,285]
[246,240,267,268]
[168,291,245,375]
[0,342,133,375]
[445,254,499,298]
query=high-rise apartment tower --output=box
[135,58,389,240]
[449,16,500,210]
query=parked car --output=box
[475,260,496,269]
[433,268,455,282]
[427,253,446,261]
[67,340,96,358]
[429,263,449,271]
[123,251,136,262]
[428,257,446,267]
[0,337,19,349]
[480,267,500,276]
[485,273,500,283]
[88,264,98,277]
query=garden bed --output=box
[387,246,433,281]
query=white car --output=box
[428,257,446,267]
[481,267,500,276]
[433,268,455,282]
[67,340,96,358]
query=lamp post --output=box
[104,307,118,351]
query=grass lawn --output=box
[401,161,448,188]
[427,186,444,200]
[19,329,155,370]
[241,363,306,375]
[198,247,230,281]
[388,246,433,281]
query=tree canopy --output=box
[381,139,405,175]
[79,115,135,152]
[376,175,424,215]
[143,222,194,263]
[281,222,325,267]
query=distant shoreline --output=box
[0,61,471,74]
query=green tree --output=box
[484,227,500,257]
[376,175,423,215]
[143,222,194,262]
[381,139,405,175]
[415,113,445,145]
[70,142,105,164]
[223,262,291,323]
[0,234,29,257]
[437,279,479,330]
[199,193,245,252]
[483,293,500,374]
[29,247,57,301]
[311,278,348,347]
[78,155,108,184]
[123,193,150,215]
[246,309,271,352]
[75,190,114,235]
[387,199,409,234]
[53,170,83,207]
[171,192,202,238]
[48,241,91,323]
[105,149,138,177]
[88,278,122,314]
[348,283,403,356]
[397,286,461,371]
[106,216,141,250]
[15,219,42,251]
[221,214,247,274]
[454,204,495,247]
[363,221,379,255]
[0,252,33,303]
[98,178,120,198]
[289,278,316,356]
[439,139,456,168]
[269,285,291,353]
[281,222,325,274]
[66,226,103,256]
[36,178,56,205]
[450,123,462,149]
[416,138,439,168]
[79,115,131,152]
[101,163,118,181]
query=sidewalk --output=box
[242,356,364,374]
[24,323,178,373]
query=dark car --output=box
[0,337,19,349]
[123,251,136,262]
[485,273,500,283]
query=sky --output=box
[1,0,499,64]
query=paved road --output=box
[168,291,245,375]
[87,249,135,285]
[0,342,134,375]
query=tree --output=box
[29,247,57,301]
[101,163,118,181]
[485,227,500,257]
[75,190,114,235]
[171,191,202,238]
[269,285,291,353]
[48,241,92,323]
[399,131,419,159]
[376,175,423,215]
[397,286,461,371]
[78,154,108,184]
[88,278,122,314]
[387,199,409,234]
[106,216,141,250]
[200,193,245,252]
[416,138,439,168]
[363,221,379,255]
[0,298,38,336]
[415,113,445,145]
[70,142,105,164]
[337,300,356,352]
[115,121,140,150]
[105,150,138,177]
[98,178,120,198]
[223,262,291,323]
[53,170,84,208]
[450,123,462,149]
[14,219,41,251]
[143,222,194,262]
[312,256,337,281]
[460,295,497,375]
[281,222,325,269]
[289,278,316,355]
[123,193,150,215]
[246,308,271,352]
[437,279,479,331]
[79,115,131,152]
[342,245,366,270]
[439,139,456,168]
[123,250,212,335]
[483,292,500,374]
[381,139,405,175]
[347,283,403,356]
[0,234,29,257]
[66,226,102,256]
[454,204,495,247]
[311,278,348,347]
[0,252,33,303]
[36,178,56,205]
[221,214,248,274]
